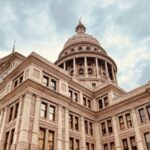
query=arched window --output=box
[79,69,84,75]
[78,47,82,50]
[88,68,93,75]
[86,47,90,50]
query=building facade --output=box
[0,21,150,150]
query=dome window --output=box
[78,47,82,50]
[71,48,75,52]
[79,69,84,75]
[94,48,97,51]
[86,47,90,50]
[88,68,93,75]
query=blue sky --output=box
[0,0,150,91]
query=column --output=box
[95,58,99,77]
[17,91,32,149]
[64,62,66,71]
[57,105,63,150]
[131,109,145,150]
[30,96,41,150]
[112,116,121,150]
[105,61,109,79]
[81,116,86,150]
[94,122,102,150]
[73,58,76,77]
[0,107,7,149]
[64,107,69,150]
[111,66,115,82]
[84,57,88,77]
[0,110,3,132]
[11,96,23,150]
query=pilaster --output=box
[131,109,145,150]
[81,116,86,150]
[0,107,8,149]
[112,116,121,150]
[16,91,32,149]
[57,105,63,150]
[30,96,41,150]
[11,96,23,150]
[64,107,69,150]
[94,122,102,150]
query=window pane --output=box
[38,128,45,150]
[145,132,150,150]
[103,144,108,150]
[69,114,73,129]
[139,108,146,123]
[99,100,103,109]
[48,131,54,150]
[147,106,150,120]
[130,136,137,150]
[101,122,106,136]
[107,120,113,134]
[122,139,129,150]
[126,113,132,128]
[75,116,79,130]
[40,103,47,118]
[119,116,125,130]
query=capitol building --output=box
[0,21,150,150]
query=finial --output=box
[12,41,16,53]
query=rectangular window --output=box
[139,108,146,123]
[38,128,45,150]
[91,144,95,150]
[75,116,79,131]
[104,96,109,107]
[89,122,93,136]
[130,136,137,150]
[83,97,86,106]
[101,122,106,136]
[14,102,19,119]
[40,102,47,118]
[49,105,55,121]
[70,138,74,150]
[4,132,9,150]
[119,116,125,130]
[76,139,80,150]
[10,129,15,148]
[122,139,129,150]
[48,131,54,150]
[126,113,132,128]
[8,106,14,122]
[74,92,78,102]
[50,79,57,91]
[69,114,73,129]
[85,120,88,134]
[144,132,150,150]
[13,73,24,88]
[69,90,73,98]
[107,120,113,134]
[103,144,108,150]
[147,106,150,120]
[99,99,103,109]
[110,142,115,150]
[88,100,91,109]
[43,75,49,87]
[86,142,90,150]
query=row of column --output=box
[63,57,116,82]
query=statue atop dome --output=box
[75,19,86,34]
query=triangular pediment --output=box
[0,52,25,80]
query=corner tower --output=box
[55,21,117,88]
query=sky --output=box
[0,0,150,91]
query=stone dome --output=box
[63,33,101,49]
[58,21,106,59]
